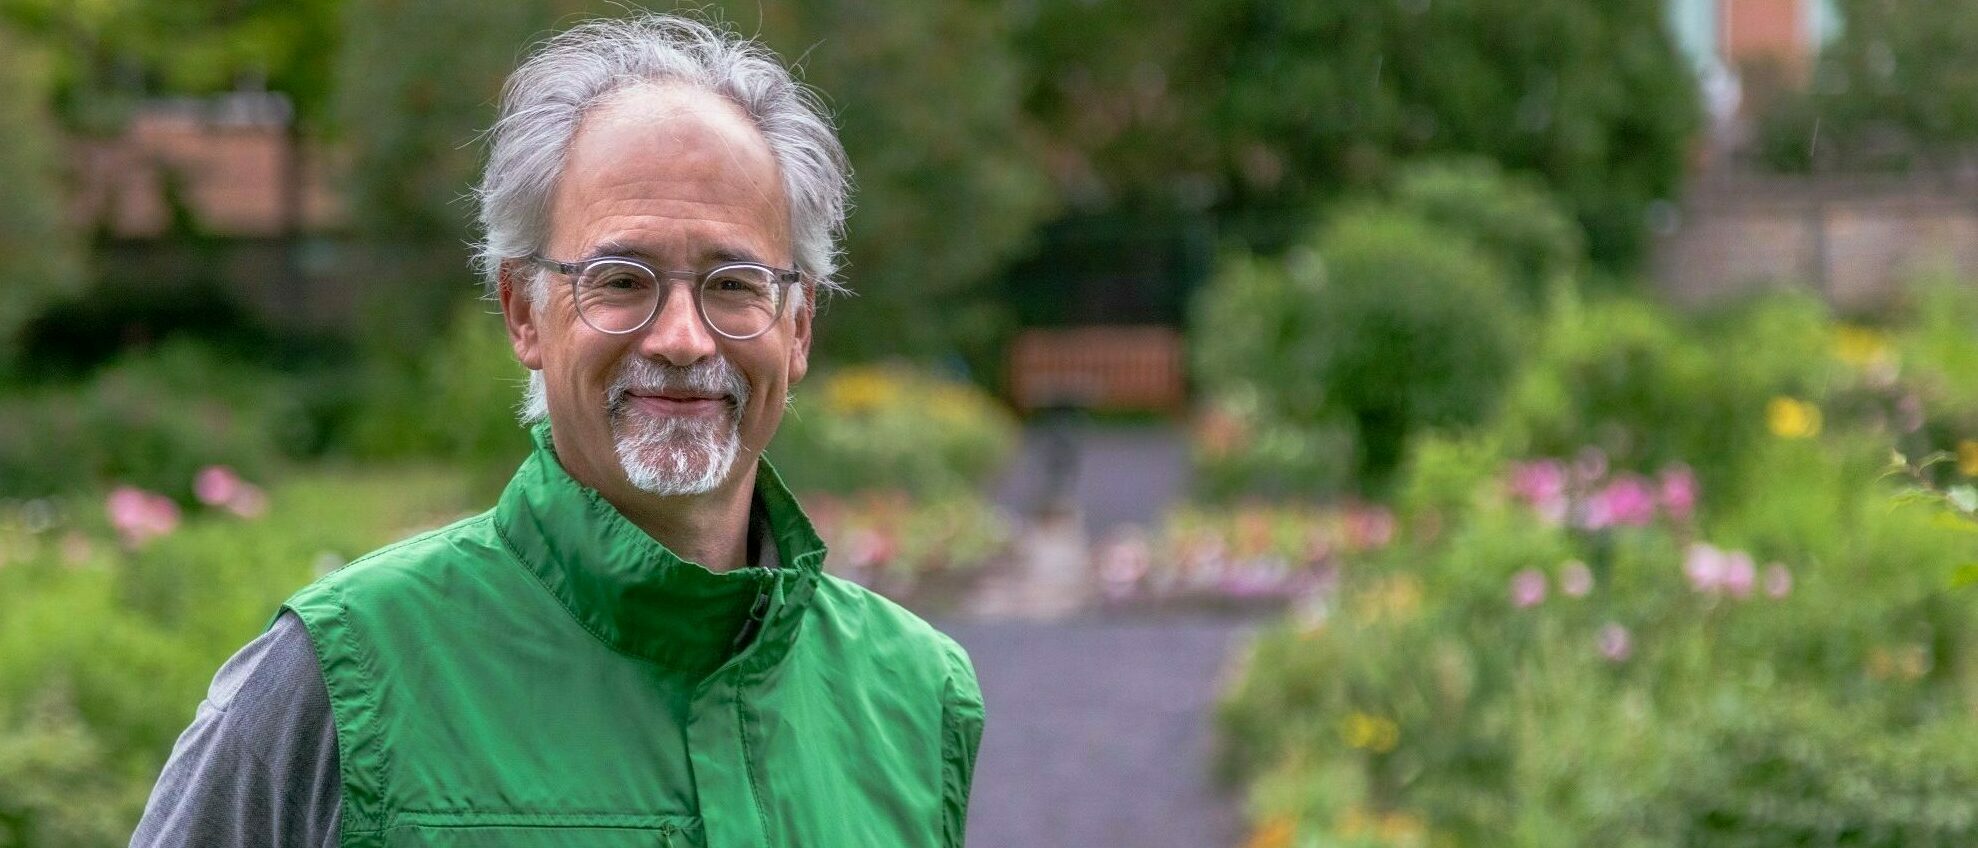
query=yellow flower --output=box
[1376,812,1429,846]
[1767,397,1822,439]
[1354,575,1423,622]
[1834,324,1893,369]
[1244,815,1298,848]
[1341,711,1401,753]
[823,369,903,414]
[1959,440,1978,477]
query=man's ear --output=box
[498,261,545,371]
[787,280,814,386]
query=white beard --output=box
[606,356,750,496]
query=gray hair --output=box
[473,13,851,423]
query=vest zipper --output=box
[730,571,780,653]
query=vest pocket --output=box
[379,815,702,847]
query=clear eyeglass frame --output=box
[526,254,803,341]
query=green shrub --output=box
[1191,388,1358,504]
[341,299,533,493]
[0,28,82,369]
[768,364,1019,497]
[1191,208,1521,492]
[0,343,290,499]
[1388,158,1585,306]
[1218,385,1978,846]
[1497,291,1841,501]
[0,466,477,844]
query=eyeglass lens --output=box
[572,260,783,338]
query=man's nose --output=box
[637,279,719,367]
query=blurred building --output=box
[71,92,343,239]
[1656,0,1978,312]
[1665,0,1842,150]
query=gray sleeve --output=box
[130,611,341,848]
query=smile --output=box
[623,393,734,418]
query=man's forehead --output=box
[548,82,792,257]
[582,84,774,169]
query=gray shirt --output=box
[129,611,340,848]
[131,501,779,846]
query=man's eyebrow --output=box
[586,241,763,265]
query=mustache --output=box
[605,356,750,417]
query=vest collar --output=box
[494,423,827,676]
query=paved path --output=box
[938,615,1259,848]
[991,423,1190,534]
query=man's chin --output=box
[613,429,741,496]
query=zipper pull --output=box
[730,573,779,653]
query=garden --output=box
[9,0,1978,844]
[1194,172,1978,846]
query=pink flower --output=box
[1723,551,1756,599]
[195,466,270,518]
[225,485,269,518]
[1583,476,1657,529]
[1510,568,1547,608]
[1658,464,1698,522]
[1342,505,1396,550]
[1597,623,1633,662]
[105,486,180,547]
[1763,563,1793,599]
[1684,543,1727,593]
[1508,460,1568,525]
[194,466,243,507]
[1559,560,1594,598]
[1097,531,1152,598]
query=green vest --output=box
[279,426,984,847]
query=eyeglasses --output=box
[527,254,802,341]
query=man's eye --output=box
[591,272,648,291]
[707,272,769,294]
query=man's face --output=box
[500,84,811,500]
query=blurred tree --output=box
[1015,0,1698,269]
[0,26,82,369]
[751,0,1055,363]
[0,0,342,132]
[1756,0,1978,172]
[1192,207,1520,491]
[1385,157,1585,307]
[334,0,558,242]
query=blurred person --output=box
[130,13,983,848]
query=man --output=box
[131,14,984,848]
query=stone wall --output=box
[1653,170,1978,311]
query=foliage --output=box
[1384,158,1584,306]
[340,299,533,493]
[1015,0,1698,268]
[1496,291,1845,504]
[0,466,477,845]
[0,26,82,369]
[333,0,555,241]
[1220,424,1978,845]
[0,343,293,499]
[805,491,1011,600]
[0,0,342,131]
[1190,390,1358,504]
[1754,0,1978,173]
[1219,275,1978,846]
[1191,208,1520,492]
[752,1,1056,363]
[768,364,1018,498]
